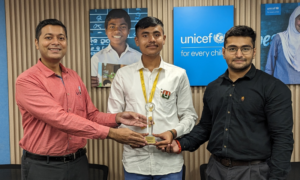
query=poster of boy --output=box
[90,8,147,87]
[261,3,300,84]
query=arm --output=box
[265,35,279,75]
[265,80,294,180]
[15,76,113,140]
[155,71,198,148]
[84,72,147,128]
[178,91,212,152]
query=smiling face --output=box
[105,18,129,48]
[35,25,67,63]
[222,36,256,73]
[134,25,166,58]
[295,15,300,33]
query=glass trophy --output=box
[145,102,156,144]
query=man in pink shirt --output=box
[16,19,147,180]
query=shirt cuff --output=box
[174,126,184,138]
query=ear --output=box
[35,39,39,50]
[222,47,226,58]
[162,35,166,45]
[134,36,140,47]
[253,47,256,57]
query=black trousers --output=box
[21,153,89,180]
[206,156,269,180]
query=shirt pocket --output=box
[156,86,177,113]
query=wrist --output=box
[170,129,177,139]
[107,128,116,139]
[175,140,182,154]
[169,130,175,139]
[115,113,121,124]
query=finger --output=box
[133,122,147,128]
[140,133,149,137]
[127,111,140,120]
[157,144,168,149]
[152,133,164,139]
[166,144,172,153]
[136,113,147,121]
[130,144,141,148]
[155,140,169,146]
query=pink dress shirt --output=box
[16,60,117,156]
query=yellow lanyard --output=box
[139,68,161,103]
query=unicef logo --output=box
[213,33,224,44]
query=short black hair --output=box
[35,19,67,41]
[105,9,131,29]
[224,25,256,48]
[135,16,164,35]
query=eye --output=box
[242,47,251,51]
[228,47,236,51]
[121,26,127,29]
[59,37,65,40]
[109,25,115,29]
[142,34,147,38]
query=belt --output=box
[212,154,263,167]
[25,148,86,163]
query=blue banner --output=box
[265,4,281,16]
[174,6,233,86]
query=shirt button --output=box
[228,111,230,114]
[70,138,72,139]
[225,128,228,131]
[69,108,71,111]
[224,145,227,148]
[229,94,232,97]
[232,84,235,86]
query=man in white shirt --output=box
[91,9,141,87]
[108,16,198,179]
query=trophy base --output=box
[145,136,156,144]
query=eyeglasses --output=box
[225,47,253,55]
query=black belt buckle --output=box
[63,153,76,163]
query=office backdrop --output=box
[4,0,300,180]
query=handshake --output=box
[107,111,180,153]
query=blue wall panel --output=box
[0,0,10,164]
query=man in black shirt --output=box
[162,26,294,180]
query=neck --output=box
[228,65,251,82]
[141,54,161,72]
[111,43,127,57]
[40,58,62,76]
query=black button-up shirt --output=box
[179,64,293,180]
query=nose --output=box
[51,37,59,45]
[236,48,243,57]
[149,35,155,42]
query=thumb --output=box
[152,133,165,140]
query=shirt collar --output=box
[135,56,166,71]
[220,63,257,81]
[37,59,68,77]
[105,43,131,53]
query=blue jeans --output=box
[124,166,183,180]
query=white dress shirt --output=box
[107,58,198,175]
[91,44,141,76]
